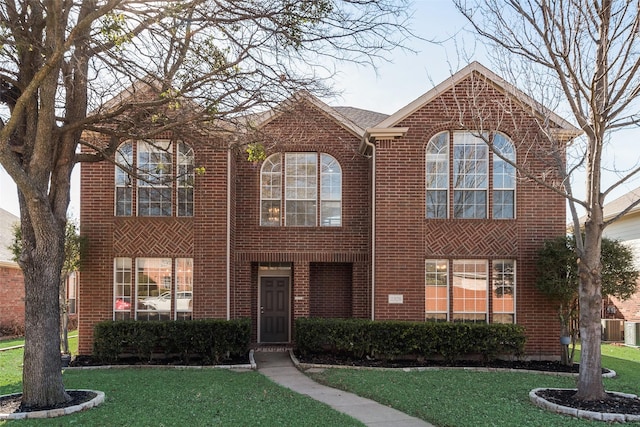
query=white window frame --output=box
[260,154,282,226]
[114,142,133,216]
[175,258,194,320]
[426,132,450,219]
[492,133,516,219]
[320,154,342,226]
[113,257,132,320]
[452,259,489,323]
[425,259,449,321]
[453,132,488,219]
[492,260,516,324]
[135,257,173,321]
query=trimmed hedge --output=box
[93,318,251,364]
[294,318,526,362]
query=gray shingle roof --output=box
[332,107,389,129]
[0,208,19,264]
[602,186,640,220]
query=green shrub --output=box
[294,318,526,362]
[93,318,251,364]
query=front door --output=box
[260,277,290,343]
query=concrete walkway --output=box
[254,351,434,427]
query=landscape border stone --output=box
[0,390,105,420]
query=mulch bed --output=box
[0,390,96,415]
[70,352,250,367]
[537,389,640,415]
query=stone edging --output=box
[289,352,616,378]
[530,388,640,423]
[0,390,105,420]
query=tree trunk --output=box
[19,210,70,408]
[574,221,606,400]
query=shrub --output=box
[294,318,526,362]
[93,318,251,364]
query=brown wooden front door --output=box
[260,277,290,343]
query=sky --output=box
[1,1,639,219]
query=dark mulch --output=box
[0,390,96,414]
[537,389,640,415]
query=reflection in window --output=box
[426,132,449,218]
[136,258,172,321]
[114,257,132,320]
[260,152,341,227]
[175,258,193,320]
[453,133,488,219]
[493,134,516,219]
[425,260,449,321]
[492,260,515,323]
[452,260,488,323]
[115,142,133,216]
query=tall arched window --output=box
[114,140,194,217]
[260,152,342,226]
[492,133,516,219]
[425,132,449,219]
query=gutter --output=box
[226,149,231,320]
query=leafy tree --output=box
[0,1,412,408]
[536,235,638,365]
[453,0,640,401]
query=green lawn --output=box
[306,344,640,427]
[0,336,363,426]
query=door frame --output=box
[257,265,292,343]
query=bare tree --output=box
[0,0,412,409]
[452,0,640,401]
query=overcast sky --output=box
[1,1,639,219]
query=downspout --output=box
[226,149,231,320]
[364,137,376,321]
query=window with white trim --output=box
[260,152,342,226]
[175,258,193,320]
[492,134,516,219]
[426,132,449,219]
[425,131,516,219]
[114,140,194,217]
[452,260,488,323]
[425,260,449,321]
[114,257,133,320]
[492,260,515,323]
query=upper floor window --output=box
[260,152,342,227]
[425,131,516,219]
[115,140,194,217]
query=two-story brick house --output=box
[78,62,579,357]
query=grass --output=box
[0,335,364,426]
[307,344,640,427]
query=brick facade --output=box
[78,63,573,358]
[0,264,25,335]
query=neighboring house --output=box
[0,208,24,336]
[599,188,640,324]
[78,62,579,358]
[0,208,79,337]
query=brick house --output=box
[78,62,579,357]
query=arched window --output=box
[492,133,516,219]
[260,152,341,226]
[114,140,194,217]
[425,132,449,219]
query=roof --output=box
[375,61,582,141]
[332,107,388,129]
[0,208,19,266]
[602,186,640,221]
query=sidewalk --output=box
[254,351,434,427]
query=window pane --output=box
[285,153,317,226]
[136,258,172,319]
[176,258,193,320]
[138,141,172,217]
[452,260,488,323]
[260,154,282,226]
[320,154,341,226]
[426,132,449,219]
[426,259,449,320]
[138,188,172,216]
[177,142,194,217]
[492,260,515,323]
[453,132,487,219]
[493,134,516,219]
[114,257,132,319]
[115,142,133,216]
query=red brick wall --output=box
[310,262,352,318]
[371,75,565,357]
[0,265,25,335]
[79,135,229,354]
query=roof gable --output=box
[377,61,581,141]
